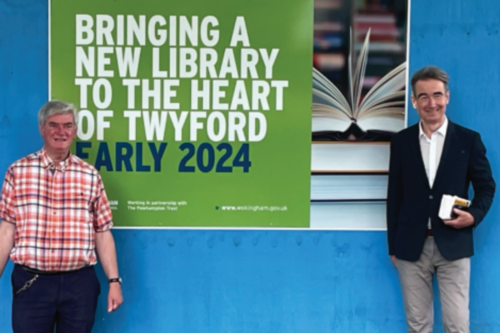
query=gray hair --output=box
[38,100,78,126]
[410,66,450,97]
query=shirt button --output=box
[429,195,434,200]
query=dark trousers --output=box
[11,264,101,333]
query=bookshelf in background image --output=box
[313,0,351,96]
[354,0,407,96]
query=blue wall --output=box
[1,0,500,332]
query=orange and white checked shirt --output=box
[0,149,113,272]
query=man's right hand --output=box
[390,255,397,267]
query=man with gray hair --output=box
[387,66,495,332]
[0,101,123,333]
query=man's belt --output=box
[17,264,89,276]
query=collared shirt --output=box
[419,117,448,228]
[0,149,113,272]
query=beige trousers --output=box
[396,237,470,333]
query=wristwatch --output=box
[109,277,122,284]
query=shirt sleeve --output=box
[0,167,16,224]
[92,174,113,232]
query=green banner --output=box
[50,0,312,227]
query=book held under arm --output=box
[438,194,471,220]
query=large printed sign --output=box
[50,0,313,227]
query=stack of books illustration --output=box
[310,0,408,229]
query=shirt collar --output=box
[419,116,448,139]
[40,149,72,172]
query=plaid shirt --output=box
[0,149,113,271]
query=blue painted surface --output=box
[1,0,500,332]
[92,230,406,333]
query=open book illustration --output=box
[312,28,406,141]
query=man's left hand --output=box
[443,208,474,229]
[108,283,123,313]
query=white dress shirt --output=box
[419,117,448,228]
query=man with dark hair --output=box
[387,66,495,332]
[0,101,123,333]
